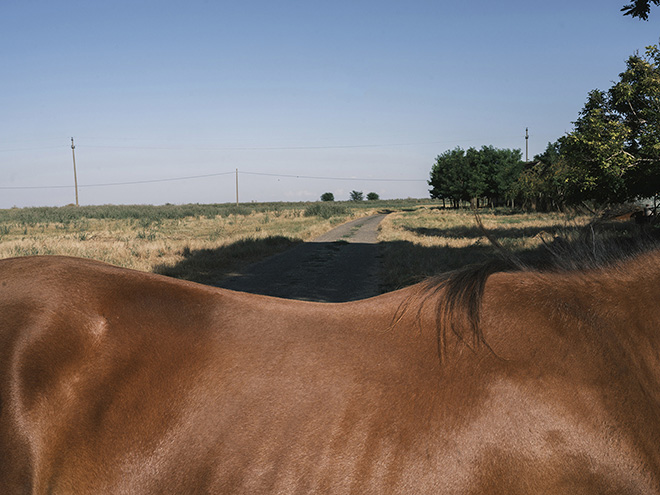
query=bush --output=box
[320,192,334,202]
[349,190,364,201]
[367,192,379,201]
[303,203,348,219]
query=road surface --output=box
[216,214,387,302]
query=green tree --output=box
[559,90,634,205]
[476,145,524,206]
[609,47,660,199]
[429,147,478,207]
[320,192,334,202]
[463,147,488,205]
[555,45,660,206]
[429,146,522,207]
[512,141,569,211]
[429,147,465,207]
[621,0,659,19]
[349,190,364,201]
[366,192,379,200]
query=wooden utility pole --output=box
[235,168,239,206]
[71,137,79,206]
[525,127,529,162]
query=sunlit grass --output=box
[377,207,593,291]
[0,209,370,276]
[3,202,644,294]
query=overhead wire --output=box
[241,171,426,182]
[3,134,528,190]
[0,170,426,190]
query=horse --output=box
[1,252,659,494]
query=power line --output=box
[241,171,427,182]
[77,136,525,152]
[80,141,446,151]
[0,171,236,190]
[0,145,66,153]
[0,169,426,190]
[0,133,534,154]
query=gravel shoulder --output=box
[216,214,387,302]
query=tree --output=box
[429,147,484,207]
[349,190,364,201]
[512,141,569,211]
[475,145,524,206]
[366,192,379,200]
[555,45,660,206]
[559,90,634,205]
[320,192,334,202]
[429,147,466,207]
[429,146,522,207]
[609,47,660,200]
[621,0,659,19]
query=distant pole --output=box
[235,168,239,206]
[71,137,79,206]
[525,127,529,162]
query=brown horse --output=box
[1,253,659,494]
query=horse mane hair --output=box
[403,220,660,361]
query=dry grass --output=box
[377,207,593,291]
[3,202,646,293]
[0,209,372,281]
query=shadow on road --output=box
[216,240,381,302]
[154,236,302,287]
[403,224,552,240]
[156,216,656,302]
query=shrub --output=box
[367,192,380,201]
[304,203,348,219]
[320,192,335,202]
[349,190,364,201]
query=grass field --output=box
[0,202,384,283]
[377,207,592,291]
[0,201,650,292]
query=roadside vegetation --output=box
[378,206,658,291]
[0,203,373,280]
[429,42,660,212]
[2,200,654,292]
[377,208,589,291]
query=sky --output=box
[1,0,658,208]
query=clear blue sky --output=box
[1,0,658,207]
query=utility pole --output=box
[235,168,239,206]
[71,137,79,206]
[525,127,529,162]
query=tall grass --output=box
[5,201,640,293]
[376,207,594,291]
[0,204,374,276]
[304,203,348,219]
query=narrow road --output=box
[216,214,387,302]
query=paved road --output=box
[216,214,387,302]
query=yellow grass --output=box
[0,209,371,281]
[377,207,592,291]
[2,203,625,292]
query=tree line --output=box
[430,42,660,211]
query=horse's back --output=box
[2,254,660,494]
[0,257,234,492]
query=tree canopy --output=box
[621,0,659,19]
[429,146,523,207]
[546,45,660,207]
[497,44,658,211]
[349,190,364,201]
[430,42,660,211]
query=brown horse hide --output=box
[1,254,659,494]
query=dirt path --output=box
[216,214,387,302]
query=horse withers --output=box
[1,253,659,493]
